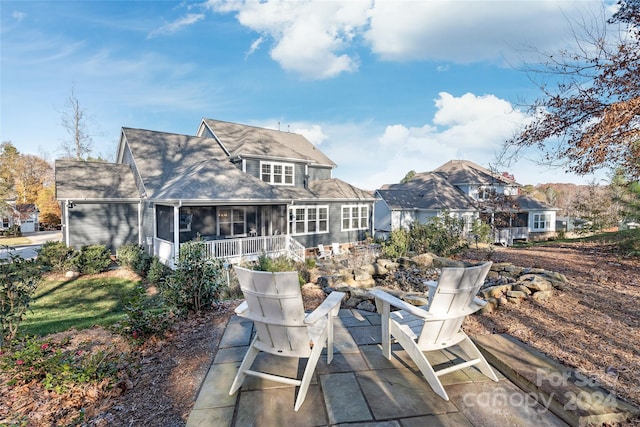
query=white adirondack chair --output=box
[370,261,498,401]
[331,242,343,256]
[229,266,345,411]
[317,244,333,259]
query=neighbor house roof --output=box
[512,194,559,211]
[201,119,336,167]
[434,160,517,186]
[377,172,477,211]
[55,160,140,201]
[119,128,228,198]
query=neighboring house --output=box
[374,160,558,243]
[55,119,375,265]
[16,203,39,233]
[0,202,20,232]
[0,202,39,234]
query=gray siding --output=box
[67,203,140,252]
[307,166,332,181]
[290,201,372,248]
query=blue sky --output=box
[1,0,614,190]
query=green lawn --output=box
[0,236,31,246]
[20,275,143,337]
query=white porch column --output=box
[173,204,180,263]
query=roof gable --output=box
[121,128,227,198]
[201,119,336,167]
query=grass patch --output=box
[20,275,144,337]
[0,237,31,246]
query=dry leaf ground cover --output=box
[463,242,640,422]
[1,240,639,426]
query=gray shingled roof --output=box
[55,160,139,200]
[512,194,559,211]
[308,178,375,201]
[434,160,516,186]
[377,172,477,210]
[152,160,286,202]
[202,119,336,167]
[122,128,227,198]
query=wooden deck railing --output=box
[154,235,306,267]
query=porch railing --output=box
[154,235,306,266]
[493,227,529,246]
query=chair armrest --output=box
[234,301,249,315]
[370,289,434,319]
[304,291,345,325]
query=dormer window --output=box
[261,161,294,185]
[478,186,497,200]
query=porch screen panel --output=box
[233,209,245,235]
[156,205,174,241]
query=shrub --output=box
[381,228,410,259]
[37,241,76,273]
[419,214,468,257]
[146,256,171,286]
[116,243,151,276]
[71,245,113,275]
[115,285,172,344]
[252,253,307,285]
[0,253,43,348]
[471,220,492,244]
[160,242,226,313]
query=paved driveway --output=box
[0,231,62,260]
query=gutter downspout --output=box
[64,200,70,246]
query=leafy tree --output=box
[0,142,19,201]
[400,170,416,184]
[504,0,640,179]
[60,86,93,160]
[36,185,61,228]
[14,154,52,204]
[611,169,640,223]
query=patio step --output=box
[473,333,640,427]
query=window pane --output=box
[284,166,293,184]
[261,164,271,182]
[219,223,231,235]
[319,220,328,232]
[233,223,244,235]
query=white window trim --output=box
[289,205,329,235]
[260,161,295,186]
[532,213,551,231]
[341,204,369,231]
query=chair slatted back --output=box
[417,262,492,348]
[235,267,309,354]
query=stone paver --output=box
[186,310,613,427]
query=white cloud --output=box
[147,13,205,39]
[206,0,369,79]
[12,11,26,22]
[206,0,608,78]
[312,92,535,190]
